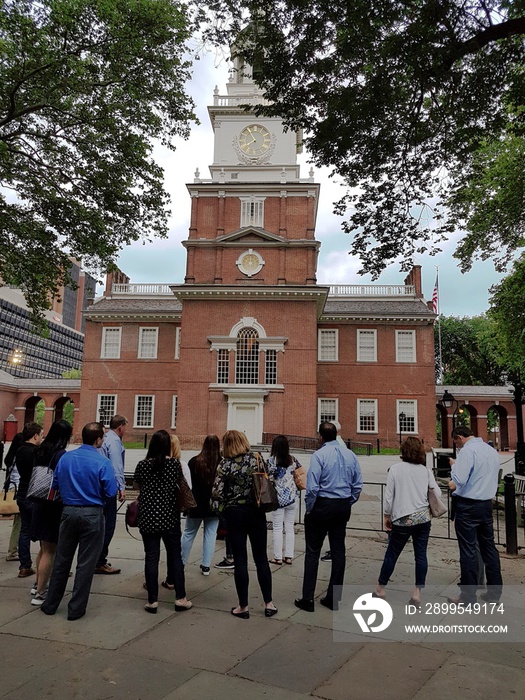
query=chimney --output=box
[404,265,423,298]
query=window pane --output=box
[102,328,121,359]
[236,328,259,384]
[320,399,337,423]
[396,331,415,362]
[97,395,116,426]
[135,395,154,428]
[319,329,338,361]
[398,400,416,433]
[139,328,158,359]
[357,330,376,362]
[217,349,230,384]
[358,399,377,432]
[265,349,277,384]
[171,395,178,429]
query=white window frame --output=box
[318,398,338,425]
[138,327,159,359]
[240,196,265,227]
[397,399,418,434]
[97,395,117,426]
[318,329,339,362]
[357,329,377,362]
[171,395,178,429]
[357,399,378,434]
[101,327,122,359]
[134,395,155,429]
[175,327,181,359]
[395,330,416,363]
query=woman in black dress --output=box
[133,429,191,613]
[30,419,72,605]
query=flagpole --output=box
[434,267,443,383]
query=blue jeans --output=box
[454,497,502,602]
[181,516,219,568]
[42,506,104,619]
[17,497,34,569]
[378,520,431,588]
[141,523,186,602]
[96,495,117,567]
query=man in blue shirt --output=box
[41,422,118,621]
[448,426,502,604]
[295,422,362,612]
[95,414,127,575]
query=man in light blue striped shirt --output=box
[295,422,362,612]
[448,426,502,604]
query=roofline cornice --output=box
[85,311,182,322]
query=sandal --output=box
[283,558,293,565]
[268,559,283,565]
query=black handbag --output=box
[26,465,61,502]
[252,453,279,513]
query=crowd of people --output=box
[2,417,503,620]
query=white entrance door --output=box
[233,404,258,445]
[225,389,268,446]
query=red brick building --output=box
[78,60,437,448]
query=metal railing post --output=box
[504,473,518,556]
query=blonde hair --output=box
[170,434,181,460]
[222,430,250,458]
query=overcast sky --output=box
[116,53,508,318]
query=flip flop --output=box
[283,558,293,565]
[268,559,283,565]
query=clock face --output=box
[239,125,271,157]
[242,253,259,271]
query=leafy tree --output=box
[210,1,525,277]
[436,315,507,385]
[62,368,82,379]
[488,253,525,379]
[1,0,197,326]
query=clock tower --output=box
[172,54,327,445]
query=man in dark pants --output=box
[447,426,503,604]
[295,422,362,612]
[41,422,117,621]
[95,415,127,575]
[14,422,44,577]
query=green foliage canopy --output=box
[211,1,525,277]
[0,0,197,325]
[436,314,507,385]
[488,252,525,378]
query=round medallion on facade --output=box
[236,249,265,277]
[238,125,272,158]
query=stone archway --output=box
[54,396,74,427]
[24,395,44,425]
[488,404,509,450]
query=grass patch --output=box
[123,441,145,449]
[377,447,402,455]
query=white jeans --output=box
[181,516,219,568]
[272,502,297,559]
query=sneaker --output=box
[18,567,35,578]
[320,551,332,562]
[30,583,38,596]
[200,565,210,576]
[31,593,46,606]
[94,563,121,575]
[214,558,235,570]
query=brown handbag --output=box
[176,476,197,513]
[252,453,279,512]
[293,464,307,491]
[0,490,19,515]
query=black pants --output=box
[224,505,272,608]
[141,522,186,602]
[302,497,352,603]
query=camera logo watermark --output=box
[352,592,393,633]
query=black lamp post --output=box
[441,389,459,457]
[398,412,406,449]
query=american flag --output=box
[432,274,439,314]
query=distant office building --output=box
[0,259,95,379]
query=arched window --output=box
[236,328,259,384]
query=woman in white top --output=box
[375,437,439,606]
[267,435,302,565]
